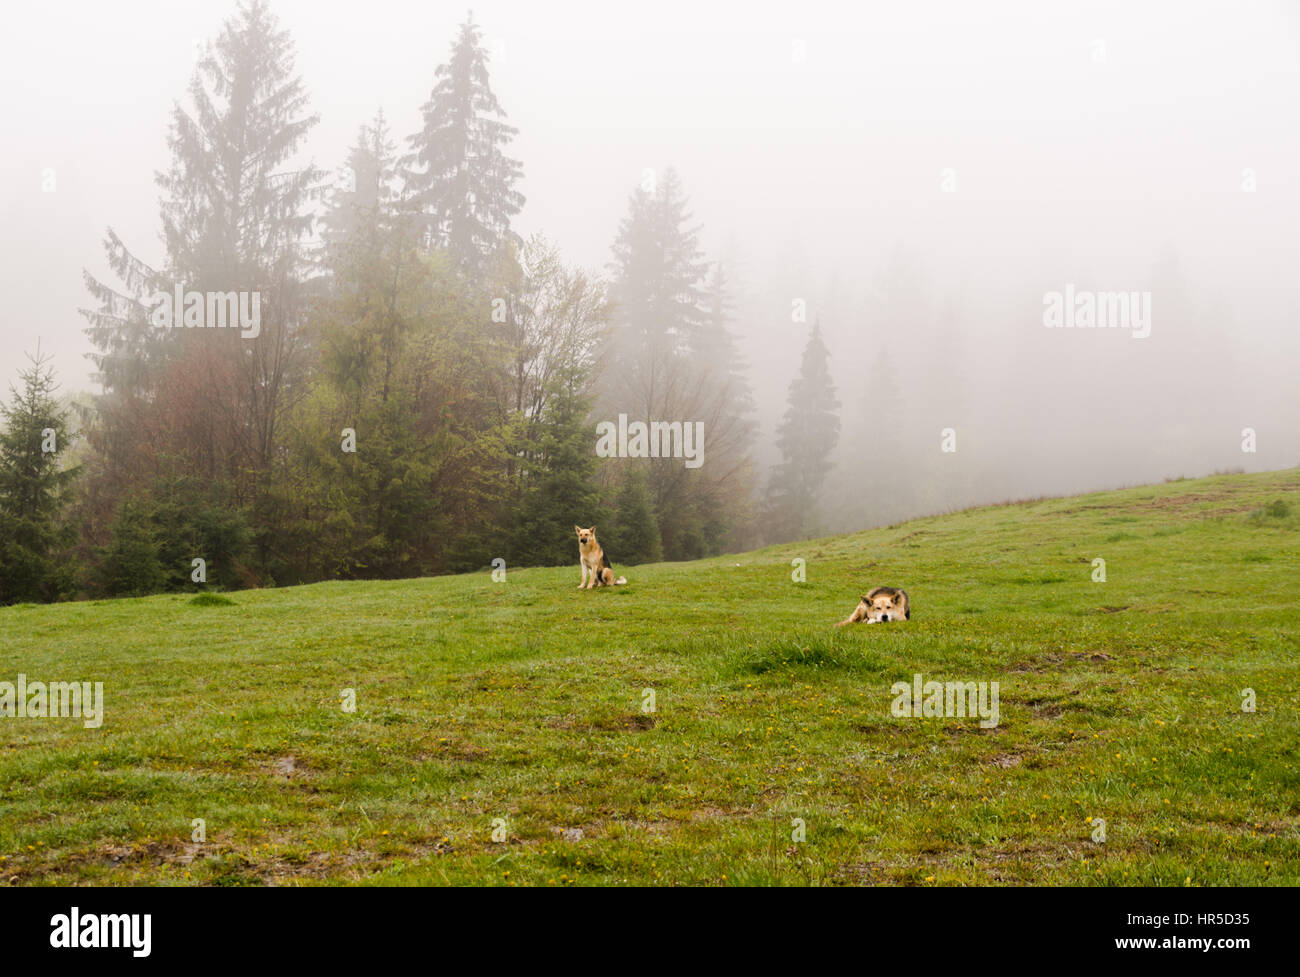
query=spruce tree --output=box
[0,350,78,603]
[766,323,841,541]
[606,470,663,565]
[607,166,708,363]
[96,502,166,598]
[404,12,524,274]
[605,167,748,560]
[323,109,401,259]
[81,0,322,582]
[697,262,754,411]
[156,0,321,286]
[509,367,599,567]
[83,0,321,407]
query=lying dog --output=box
[837,586,910,625]
[575,526,628,589]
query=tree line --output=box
[0,0,844,604]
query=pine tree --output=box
[0,350,78,603]
[317,110,422,415]
[322,109,401,259]
[81,0,323,583]
[509,367,600,567]
[81,0,322,431]
[157,0,322,286]
[96,502,166,598]
[696,260,757,459]
[155,0,323,486]
[766,323,841,541]
[404,12,524,274]
[603,167,754,559]
[606,470,663,565]
[697,262,754,413]
[607,166,708,364]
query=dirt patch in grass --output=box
[437,738,489,760]
[546,710,657,732]
[592,713,658,732]
[1134,493,1228,511]
[38,839,191,878]
[1009,654,1067,673]
[606,818,673,836]
[272,755,297,778]
[981,842,1074,878]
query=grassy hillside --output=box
[2,469,1298,886]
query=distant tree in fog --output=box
[404,12,525,275]
[81,0,322,582]
[608,167,708,361]
[322,109,403,259]
[765,322,841,542]
[603,167,755,558]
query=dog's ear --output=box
[589,525,596,533]
[892,592,902,605]
[861,595,869,603]
[575,525,582,535]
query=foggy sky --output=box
[3,0,1298,512]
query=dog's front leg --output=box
[837,603,868,627]
[578,563,588,589]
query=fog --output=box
[3,0,1298,537]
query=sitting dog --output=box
[575,526,628,589]
[837,586,910,625]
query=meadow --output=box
[1,468,1297,885]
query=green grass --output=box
[2,469,1298,886]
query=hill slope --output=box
[2,469,1298,885]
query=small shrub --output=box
[189,592,236,607]
[1247,499,1292,524]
